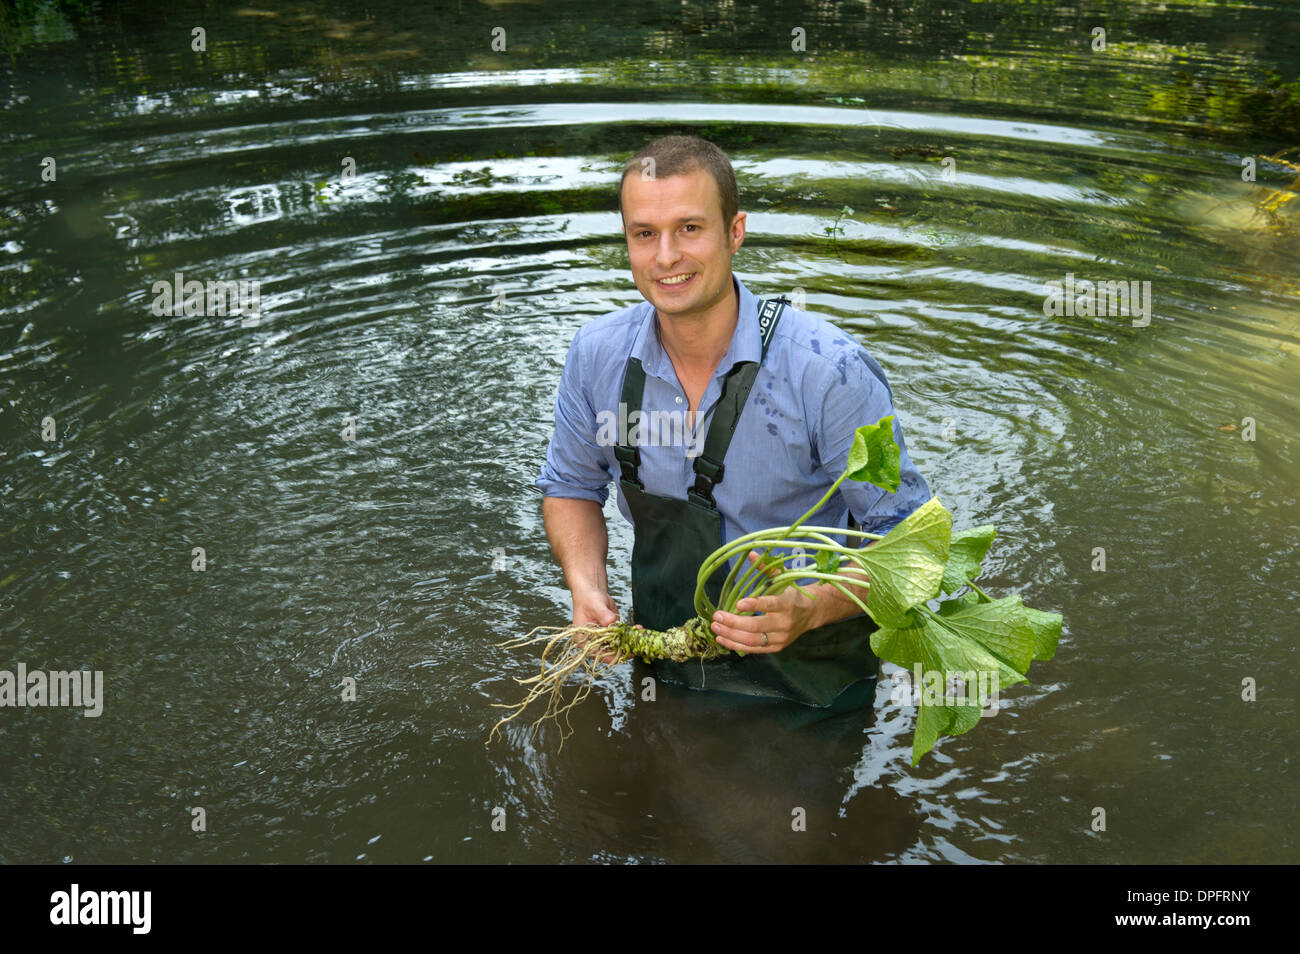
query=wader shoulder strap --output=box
[617,297,787,500]
[615,356,647,490]
[688,297,786,507]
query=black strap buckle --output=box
[692,454,724,485]
[614,444,641,486]
[687,453,725,508]
[687,479,716,508]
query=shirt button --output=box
[675,395,683,404]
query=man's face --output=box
[621,167,745,321]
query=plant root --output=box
[487,625,625,749]
[488,618,724,749]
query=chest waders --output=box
[614,297,880,710]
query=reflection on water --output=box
[0,0,1295,864]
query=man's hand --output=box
[708,551,869,653]
[572,587,617,628]
[571,587,622,664]
[708,551,819,653]
[542,496,624,664]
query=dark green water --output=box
[1,0,1296,863]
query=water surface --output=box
[1,0,1296,863]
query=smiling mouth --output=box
[656,272,696,288]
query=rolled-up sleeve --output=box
[815,347,931,536]
[535,328,613,504]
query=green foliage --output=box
[939,525,996,595]
[1237,70,1300,143]
[866,517,1062,764]
[0,0,94,59]
[813,548,842,575]
[845,415,902,493]
[853,496,949,627]
[820,205,854,259]
[692,413,1062,766]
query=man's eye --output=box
[683,224,698,232]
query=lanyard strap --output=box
[615,296,787,503]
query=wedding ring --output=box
[761,632,769,647]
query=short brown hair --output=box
[619,135,739,228]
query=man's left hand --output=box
[708,551,820,653]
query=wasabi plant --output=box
[491,415,1061,764]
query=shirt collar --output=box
[631,273,762,383]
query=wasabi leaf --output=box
[927,595,1038,676]
[845,415,902,493]
[937,589,984,614]
[1021,605,1063,661]
[939,524,996,595]
[873,595,1058,763]
[813,548,842,575]
[940,586,1061,661]
[871,607,1019,764]
[850,496,951,627]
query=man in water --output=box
[535,134,930,709]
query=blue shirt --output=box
[536,275,931,552]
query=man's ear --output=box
[729,211,747,252]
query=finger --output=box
[709,614,786,651]
[733,594,785,615]
[711,626,782,654]
[745,550,780,578]
[710,609,769,635]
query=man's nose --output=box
[655,234,682,268]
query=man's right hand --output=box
[572,588,617,628]
[572,588,622,665]
[541,496,622,664]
